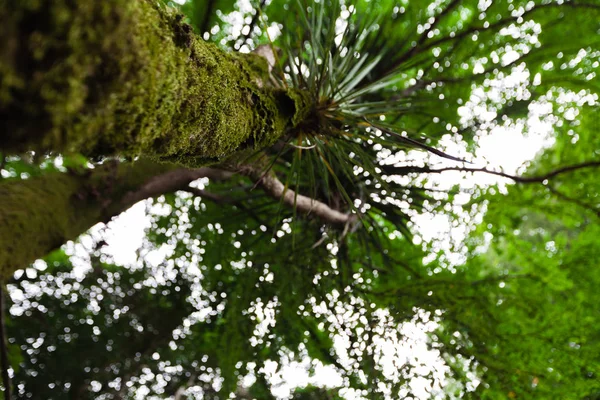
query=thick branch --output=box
[0,160,229,277]
[121,168,232,206]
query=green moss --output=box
[0,0,314,166]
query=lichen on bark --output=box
[0,0,312,165]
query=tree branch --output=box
[120,168,232,208]
[242,168,357,225]
[225,160,599,227]
[381,161,600,184]
[0,161,233,277]
[547,185,600,218]
[260,172,355,225]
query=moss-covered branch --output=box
[0,0,310,165]
[0,160,226,278]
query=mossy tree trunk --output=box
[0,0,311,165]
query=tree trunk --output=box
[0,159,229,278]
[0,0,311,165]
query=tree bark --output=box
[0,0,311,165]
[0,160,228,278]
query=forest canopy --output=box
[0,0,599,399]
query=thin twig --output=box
[547,185,600,218]
[381,161,600,183]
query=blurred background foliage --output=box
[1,0,600,398]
